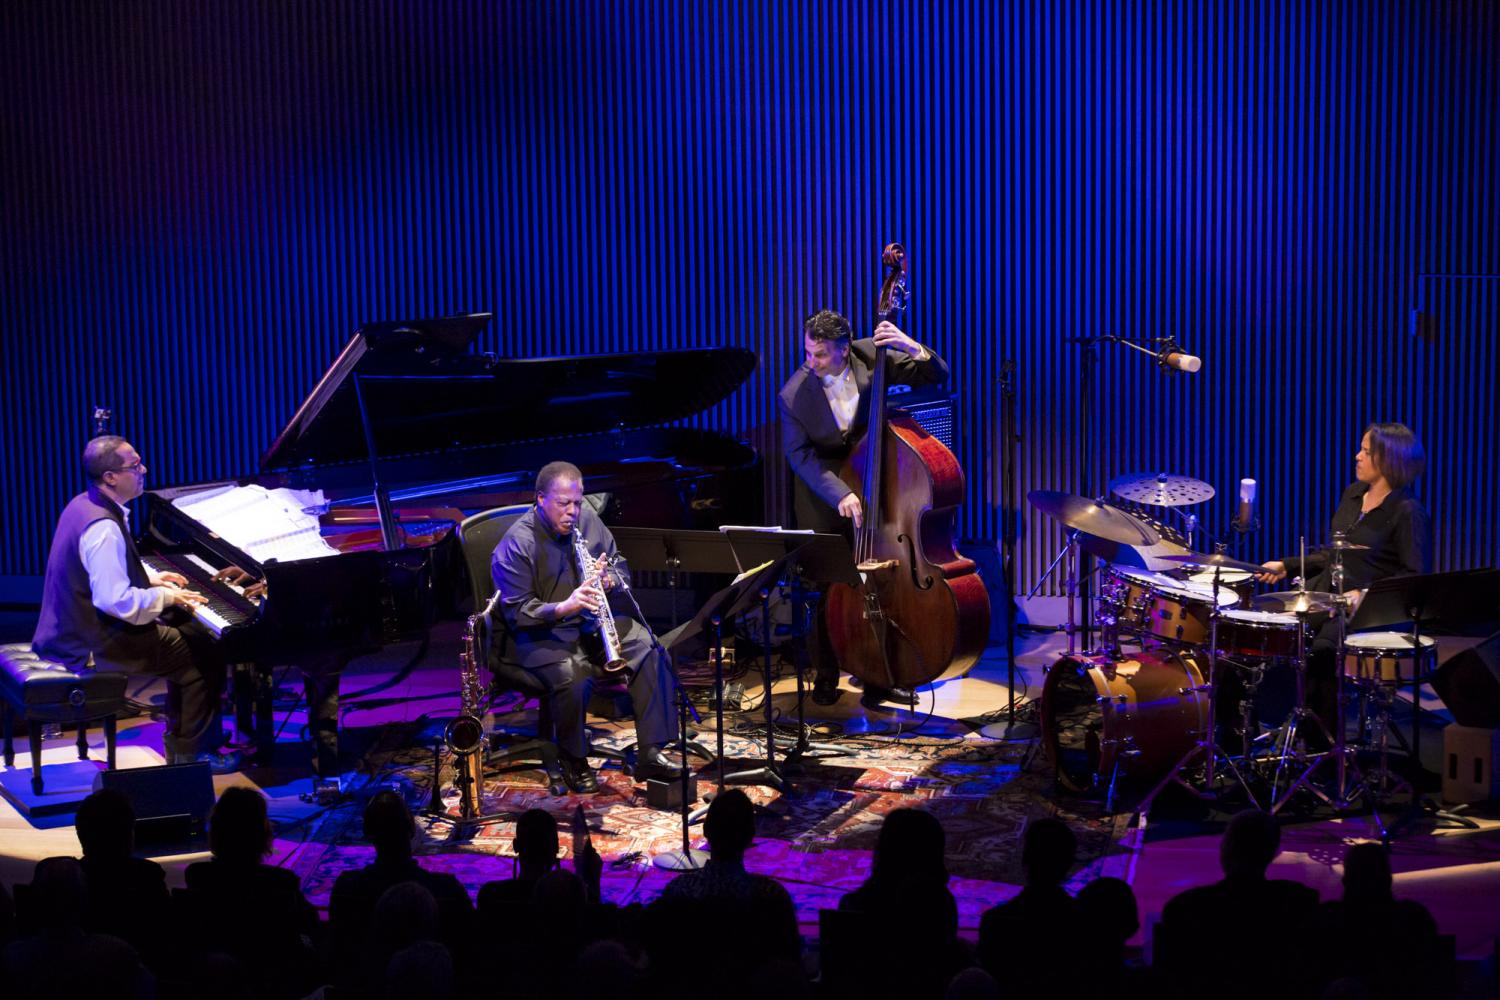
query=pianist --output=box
[31,436,239,773]
[491,461,684,794]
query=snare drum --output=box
[1099,567,1239,645]
[1215,609,1305,660]
[1187,568,1255,603]
[1342,632,1437,685]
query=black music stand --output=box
[723,530,868,759]
[660,543,812,793]
[610,527,743,630]
[1346,568,1500,835]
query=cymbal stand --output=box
[1028,529,1089,656]
[1135,559,1258,817]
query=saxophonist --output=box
[491,461,683,793]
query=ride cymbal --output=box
[1027,490,1160,546]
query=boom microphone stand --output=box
[981,359,1036,740]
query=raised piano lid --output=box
[261,313,759,472]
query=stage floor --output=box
[2,624,1498,961]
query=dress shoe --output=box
[172,750,243,775]
[633,745,685,782]
[811,677,841,706]
[860,685,916,710]
[560,754,599,794]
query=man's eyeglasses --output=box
[113,461,144,474]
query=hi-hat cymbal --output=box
[1109,472,1216,507]
[1158,551,1268,575]
[1253,590,1343,614]
[1027,490,1160,546]
[1318,538,1371,551]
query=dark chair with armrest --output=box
[456,507,630,793]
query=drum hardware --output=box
[1343,632,1437,806]
[1028,491,1158,656]
[1135,555,1260,817]
[1271,533,1378,824]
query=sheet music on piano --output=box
[171,484,339,563]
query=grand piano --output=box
[142,313,760,782]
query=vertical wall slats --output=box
[1,0,1496,596]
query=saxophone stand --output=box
[423,739,515,841]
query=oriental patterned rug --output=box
[284,717,1136,931]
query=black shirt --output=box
[490,504,629,669]
[1278,482,1431,593]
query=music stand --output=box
[660,554,796,796]
[610,527,743,629]
[723,530,865,759]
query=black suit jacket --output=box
[778,338,948,532]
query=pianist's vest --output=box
[32,487,156,670]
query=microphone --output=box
[1161,349,1202,373]
[1233,478,1257,533]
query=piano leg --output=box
[230,663,257,746]
[303,653,346,780]
[254,667,276,766]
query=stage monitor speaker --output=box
[1432,631,1500,729]
[94,761,215,843]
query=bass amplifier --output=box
[887,385,958,452]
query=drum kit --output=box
[1032,475,1432,822]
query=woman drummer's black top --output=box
[1278,481,1431,593]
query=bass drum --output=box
[1042,648,1208,793]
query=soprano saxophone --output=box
[445,591,499,820]
[572,532,629,677]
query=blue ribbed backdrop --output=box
[2,1,1497,596]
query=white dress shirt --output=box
[821,364,859,434]
[78,502,167,625]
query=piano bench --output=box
[0,643,128,796]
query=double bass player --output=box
[778,308,949,708]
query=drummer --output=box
[1255,422,1432,744]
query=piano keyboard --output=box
[141,553,259,637]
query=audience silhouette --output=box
[977,816,1079,998]
[0,777,1475,1000]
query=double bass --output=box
[824,244,991,690]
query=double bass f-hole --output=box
[896,532,935,590]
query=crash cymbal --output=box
[1252,590,1343,614]
[1158,551,1268,575]
[1109,472,1216,507]
[1027,490,1160,546]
